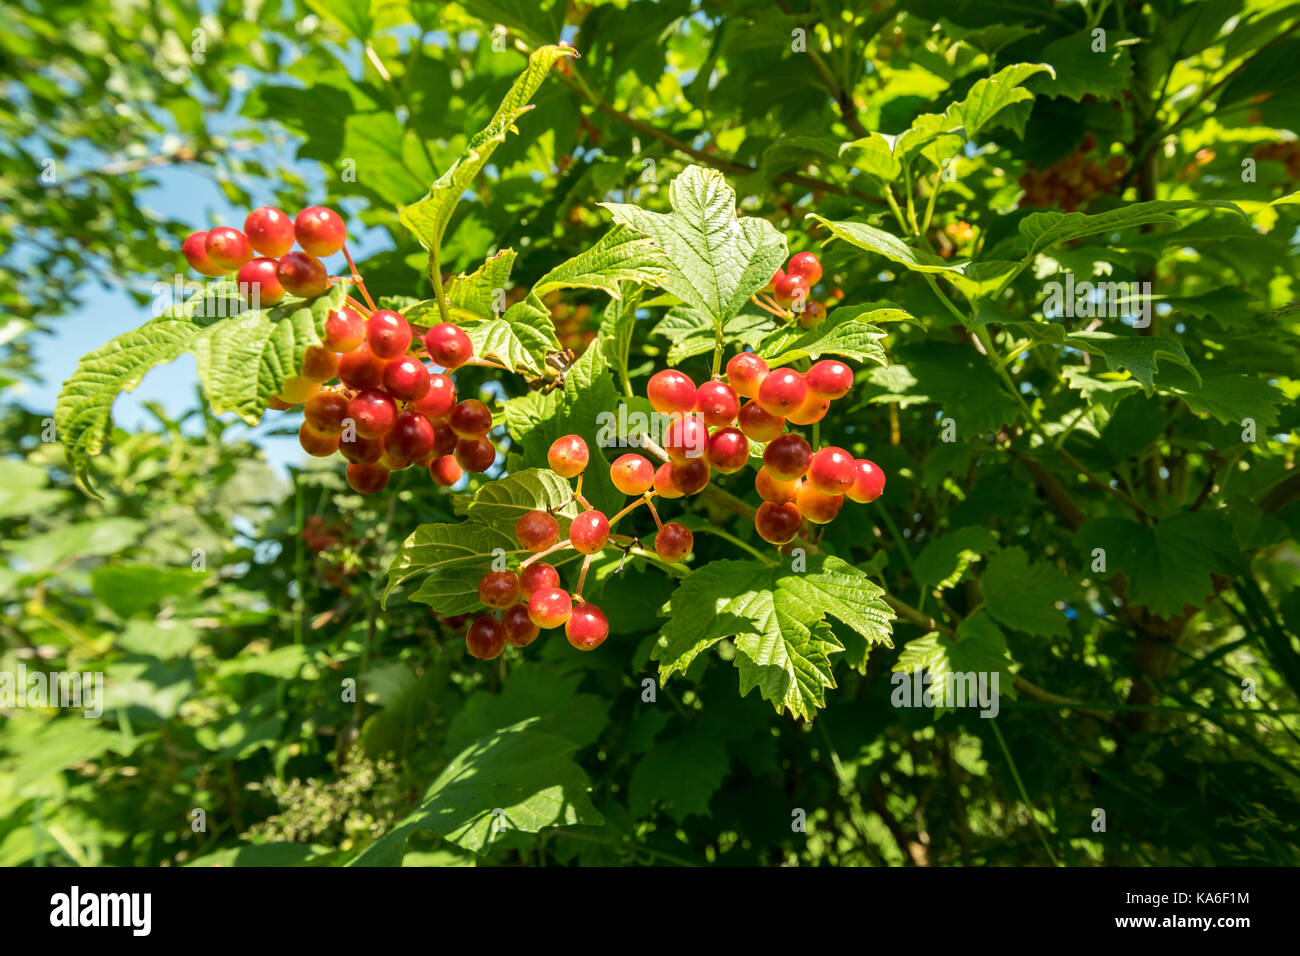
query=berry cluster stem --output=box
[342,244,377,312]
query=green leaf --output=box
[982,546,1072,637]
[465,295,561,375]
[533,226,670,300]
[629,729,730,823]
[1156,367,1286,427]
[90,565,203,618]
[399,44,575,258]
[601,165,789,328]
[653,306,776,366]
[839,132,901,181]
[0,459,67,519]
[349,721,602,864]
[1065,330,1199,391]
[760,305,898,367]
[913,527,1000,590]
[892,612,1017,715]
[445,663,612,753]
[1031,35,1134,102]
[444,249,518,321]
[8,517,146,575]
[1018,200,1249,258]
[943,63,1056,139]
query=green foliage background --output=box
[2,0,1299,866]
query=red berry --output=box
[424,324,474,369]
[566,603,609,651]
[806,359,853,399]
[503,604,540,647]
[670,457,710,495]
[516,510,559,552]
[798,301,826,329]
[763,267,785,295]
[520,562,561,599]
[345,462,390,494]
[696,380,740,426]
[772,272,810,309]
[755,466,798,503]
[339,432,384,465]
[411,374,457,421]
[570,510,610,554]
[466,615,506,660]
[347,388,398,439]
[787,392,829,426]
[429,421,458,456]
[478,570,520,609]
[385,411,436,464]
[244,207,295,258]
[235,257,285,306]
[298,422,339,457]
[304,390,348,434]
[301,345,338,382]
[379,451,411,472]
[757,368,808,417]
[429,455,463,487]
[204,226,253,272]
[274,377,318,405]
[647,369,697,415]
[337,343,385,390]
[653,462,683,499]
[548,435,589,477]
[528,586,572,629]
[276,251,329,298]
[664,413,708,460]
[382,356,431,401]
[707,427,749,474]
[323,307,366,351]
[293,206,347,257]
[755,500,803,544]
[655,522,693,562]
[455,437,496,473]
[786,251,823,285]
[610,454,654,496]
[796,482,843,524]
[726,353,770,399]
[763,433,812,481]
[182,231,225,277]
[738,399,785,443]
[449,399,492,439]
[808,446,856,495]
[845,459,886,503]
[366,310,412,359]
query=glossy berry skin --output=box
[548,435,589,477]
[845,459,886,503]
[449,399,492,440]
[182,232,226,277]
[655,522,693,563]
[304,390,348,434]
[786,393,829,426]
[298,422,339,458]
[339,432,384,465]
[301,345,338,382]
[455,437,496,473]
[528,586,573,629]
[763,433,812,481]
[670,458,710,495]
[806,359,854,400]
[379,451,410,472]
[293,206,347,257]
[385,411,435,463]
[366,310,412,360]
[466,615,506,661]
[236,257,286,306]
[808,446,856,496]
[520,562,560,599]
[696,381,740,426]
[566,603,609,651]
[276,251,329,298]
[412,374,457,421]
[570,510,610,554]
[706,427,749,474]
[664,414,708,460]
[429,421,458,457]
[755,500,803,544]
[346,462,390,494]
[763,267,785,295]
[647,369,697,415]
[502,604,540,648]
[382,356,431,401]
[516,510,559,552]
[610,454,654,496]
[347,388,398,439]
[738,400,785,443]
[244,207,295,258]
[798,301,826,329]
[429,455,463,487]
[755,466,798,504]
[338,347,385,393]
[796,482,843,524]
[204,226,254,272]
[772,272,810,310]
[275,377,319,405]
[322,307,366,351]
[653,462,683,498]
[726,352,770,399]
[478,570,520,610]
[424,324,474,369]
[757,368,808,417]
[786,251,823,285]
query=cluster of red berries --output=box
[1018,135,1127,211]
[761,251,832,329]
[179,206,499,495]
